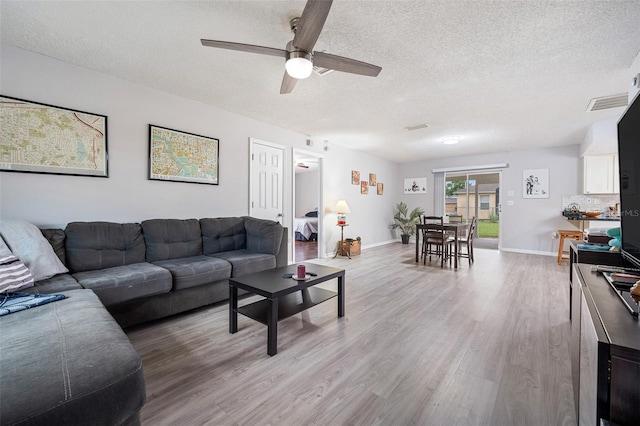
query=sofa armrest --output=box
[244,217,284,255]
[276,227,288,267]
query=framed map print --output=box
[0,96,108,177]
[149,125,219,185]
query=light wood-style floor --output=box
[126,243,576,425]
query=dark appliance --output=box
[618,90,640,269]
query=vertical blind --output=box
[433,172,445,216]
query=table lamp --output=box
[336,200,351,225]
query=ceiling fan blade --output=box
[201,39,286,58]
[293,0,333,52]
[280,72,297,94]
[313,51,382,77]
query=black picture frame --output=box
[0,95,108,177]
[148,124,219,185]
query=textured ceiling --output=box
[2,0,640,163]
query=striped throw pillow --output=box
[0,254,34,294]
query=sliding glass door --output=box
[445,171,501,249]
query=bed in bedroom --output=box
[294,214,318,241]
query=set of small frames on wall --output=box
[351,170,383,195]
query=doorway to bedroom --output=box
[293,149,323,261]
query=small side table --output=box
[333,224,350,259]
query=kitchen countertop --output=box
[567,216,620,222]
[565,216,620,231]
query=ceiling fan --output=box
[200,0,382,94]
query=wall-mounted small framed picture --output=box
[377,183,384,195]
[404,177,427,194]
[369,173,377,186]
[361,181,369,194]
[352,170,360,185]
[523,168,549,198]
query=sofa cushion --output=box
[244,216,285,255]
[25,273,82,294]
[41,228,67,266]
[210,250,276,277]
[153,255,232,290]
[65,222,146,273]
[73,263,172,307]
[142,219,202,262]
[0,220,69,281]
[0,289,145,426]
[200,217,246,254]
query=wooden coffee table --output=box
[229,263,345,356]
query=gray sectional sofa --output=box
[33,216,287,327]
[1,216,287,426]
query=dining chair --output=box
[421,216,455,267]
[445,214,462,238]
[457,216,477,264]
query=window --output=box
[480,195,490,210]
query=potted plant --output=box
[391,201,425,244]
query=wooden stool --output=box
[557,230,584,265]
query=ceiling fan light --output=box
[285,52,313,79]
[442,137,460,145]
[285,57,313,79]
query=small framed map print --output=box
[149,125,219,185]
[0,96,108,177]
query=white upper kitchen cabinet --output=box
[583,154,619,194]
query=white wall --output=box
[1,44,401,257]
[397,145,580,255]
[0,44,587,258]
[579,117,620,157]
[294,171,318,217]
[629,48,640,100]
[0,44,306,227]
[321,143,399,256]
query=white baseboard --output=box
[322,239,400,258]
[322,243,556,258]
[362,239,398,250]
[500,247,556,257]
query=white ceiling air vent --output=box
[586,93,628,112]
[313,65,334,76]
[405,124,429,131]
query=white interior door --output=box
[249,139,285,223]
